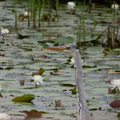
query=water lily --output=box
[0,26,9,43]
[32,75,44,86]
[111,79,120,90]
[67,2,76,9]
[0,113,11,120]
[0,26,9,35]
[70,57,75,65]
[111,4,119,10]
[69,57,83,67]
[24,11,31,17]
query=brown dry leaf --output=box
[110,99,120,108]
[108,71,120,74]
[108,88,117,94]
[50,71,64,75]
[23,110,42,118]
[18,16,25,21]
[0,54,5,57]
[19,80,25,85]
[32,68,45,76]
[55,100,61,107]
[105,80,111,83]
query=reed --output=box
[42,0,45,36]
[38,0,42,27]
[55,0,59,16]
[27,0,30,26]
[12,0,18,29]
[32,0,37,28]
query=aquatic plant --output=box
[67,2,76,9]
[67,1,76,14]
[55,0,59,16]
[0,26,9,43]
[111,79,120,91]
[0,113,11,120]
[32,75,44,86]
[42,0,45,36]
[38,0,42,27]
[111,4,119,10]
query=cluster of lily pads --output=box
[0,0,120,120]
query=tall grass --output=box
[55,0,59,16]
[42,0,45,36]
[27,0,30,26]
[38,0,42,27]
[12,0,18,29]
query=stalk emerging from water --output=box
[42,0,45,36]
[38,0,42,27]
[55,0,59,16]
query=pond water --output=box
[0,1,120,120]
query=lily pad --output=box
[12,94,35,102]
[55,36,74,45]
[17,32,30,39]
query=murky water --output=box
[0,1,120,120]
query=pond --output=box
[0,1,120,120]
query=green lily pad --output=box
[55,36,74,45]
[60,83,75,87]
[12,94,35,102]
[17,32,30,39]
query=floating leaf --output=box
[61,83,75,87]
[32,68,45,76]
[50,71,64,75]
[22,48,32,51]
[5,66,14,70]
[77,33,100,46]
[110,99,120,108]
[83,65,97,68]
[108,87,117,94]
[55,36,74,45]
[38,40,54,44]
[69,88,76,94]
[12,94,35,102]
[0,67,4,70]
[18,14,25,21]
[108,71,120,74]
[39,55,48,58]
[22,110,42,118]
[39,111,49,114]
[117,112,120,117]
[42,13,56,21]
[103,48,119,55]
[17,32,30,39]
[19,80,25,86]
[0,92,3,98]
[0,54,5,57]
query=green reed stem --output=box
[42,0,45,36]
[12,0,18,29]
[38,0,42,27]
[27,0,30,26]
[32,0,37,28]
[55,0,59,16]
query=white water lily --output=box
[111,4,119,10]
[0,27,9,35]
[69,57,83,67]
[24,11,31,17]
[111,79,120,90]
[32,75,44,86]
[70,57,75,65]
[67,2,76,9]
[0,113,11,120]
